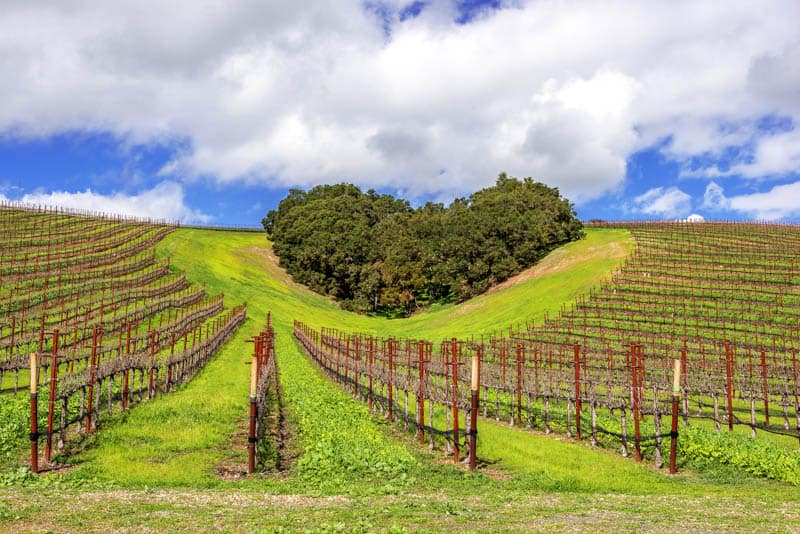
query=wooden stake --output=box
[30,353,39,473]
[469,347,480,471]
[670,358,681,475]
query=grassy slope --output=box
[63,228,630,485]
[3,227,800,532]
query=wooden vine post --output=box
[669,358,681,474]
[30,353,39,474]
[469,345,481,470]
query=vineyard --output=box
[291,221,800,477]
[0,203,247,471]
[2,207,800,531]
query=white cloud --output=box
[633,187,692,218]
[0,1,799,200]
[702,182,728,210]
[0,181,210,223]
[701,180,800,221]
[728,128,800,178]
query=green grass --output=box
[57,228,628,485]
[278,330,416,486]
[65,323,254,487]
[3,226,800,531]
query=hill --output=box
[2,210,800,532]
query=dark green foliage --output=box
[264,175,583,314]
[680,426,800,485]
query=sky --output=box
[0,0,799,225]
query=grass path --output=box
[69,324,254,486]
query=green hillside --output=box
[65,227,630,483]
[3,223,800,532]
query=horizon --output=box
[5,195,794,229]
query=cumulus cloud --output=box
[702,182,728,210]
[632,186,692,218]
[0,181,210,223]
[702,180,800,221]
[728,128,800,178]
[0,1,799,201]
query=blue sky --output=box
[1,1,799,225]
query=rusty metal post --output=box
[793,347,799,443]
[45,329,59,463]
[574,342,582,441]
[369,337,374,410]
[86,326,99,433]
[123,322,131,410]
[344,336,350,384]
[725,341,734,431]
[354,337,360,398]
[681,341,688,424]
[632,343,642,462]
[148,331,157,398]
[30,353,39,473]
[670,359,681,475]
[418,340,425,444]
[335,334,341,382]
[167,332,176,392]
[10,316,15,360]
[516,343,523,427]
[761,347,770,426]
[388,339,394,422]
[38,311,45,353]
[248,354,257,474]
[451,337,460,463]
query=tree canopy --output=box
[263,175,583,315]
